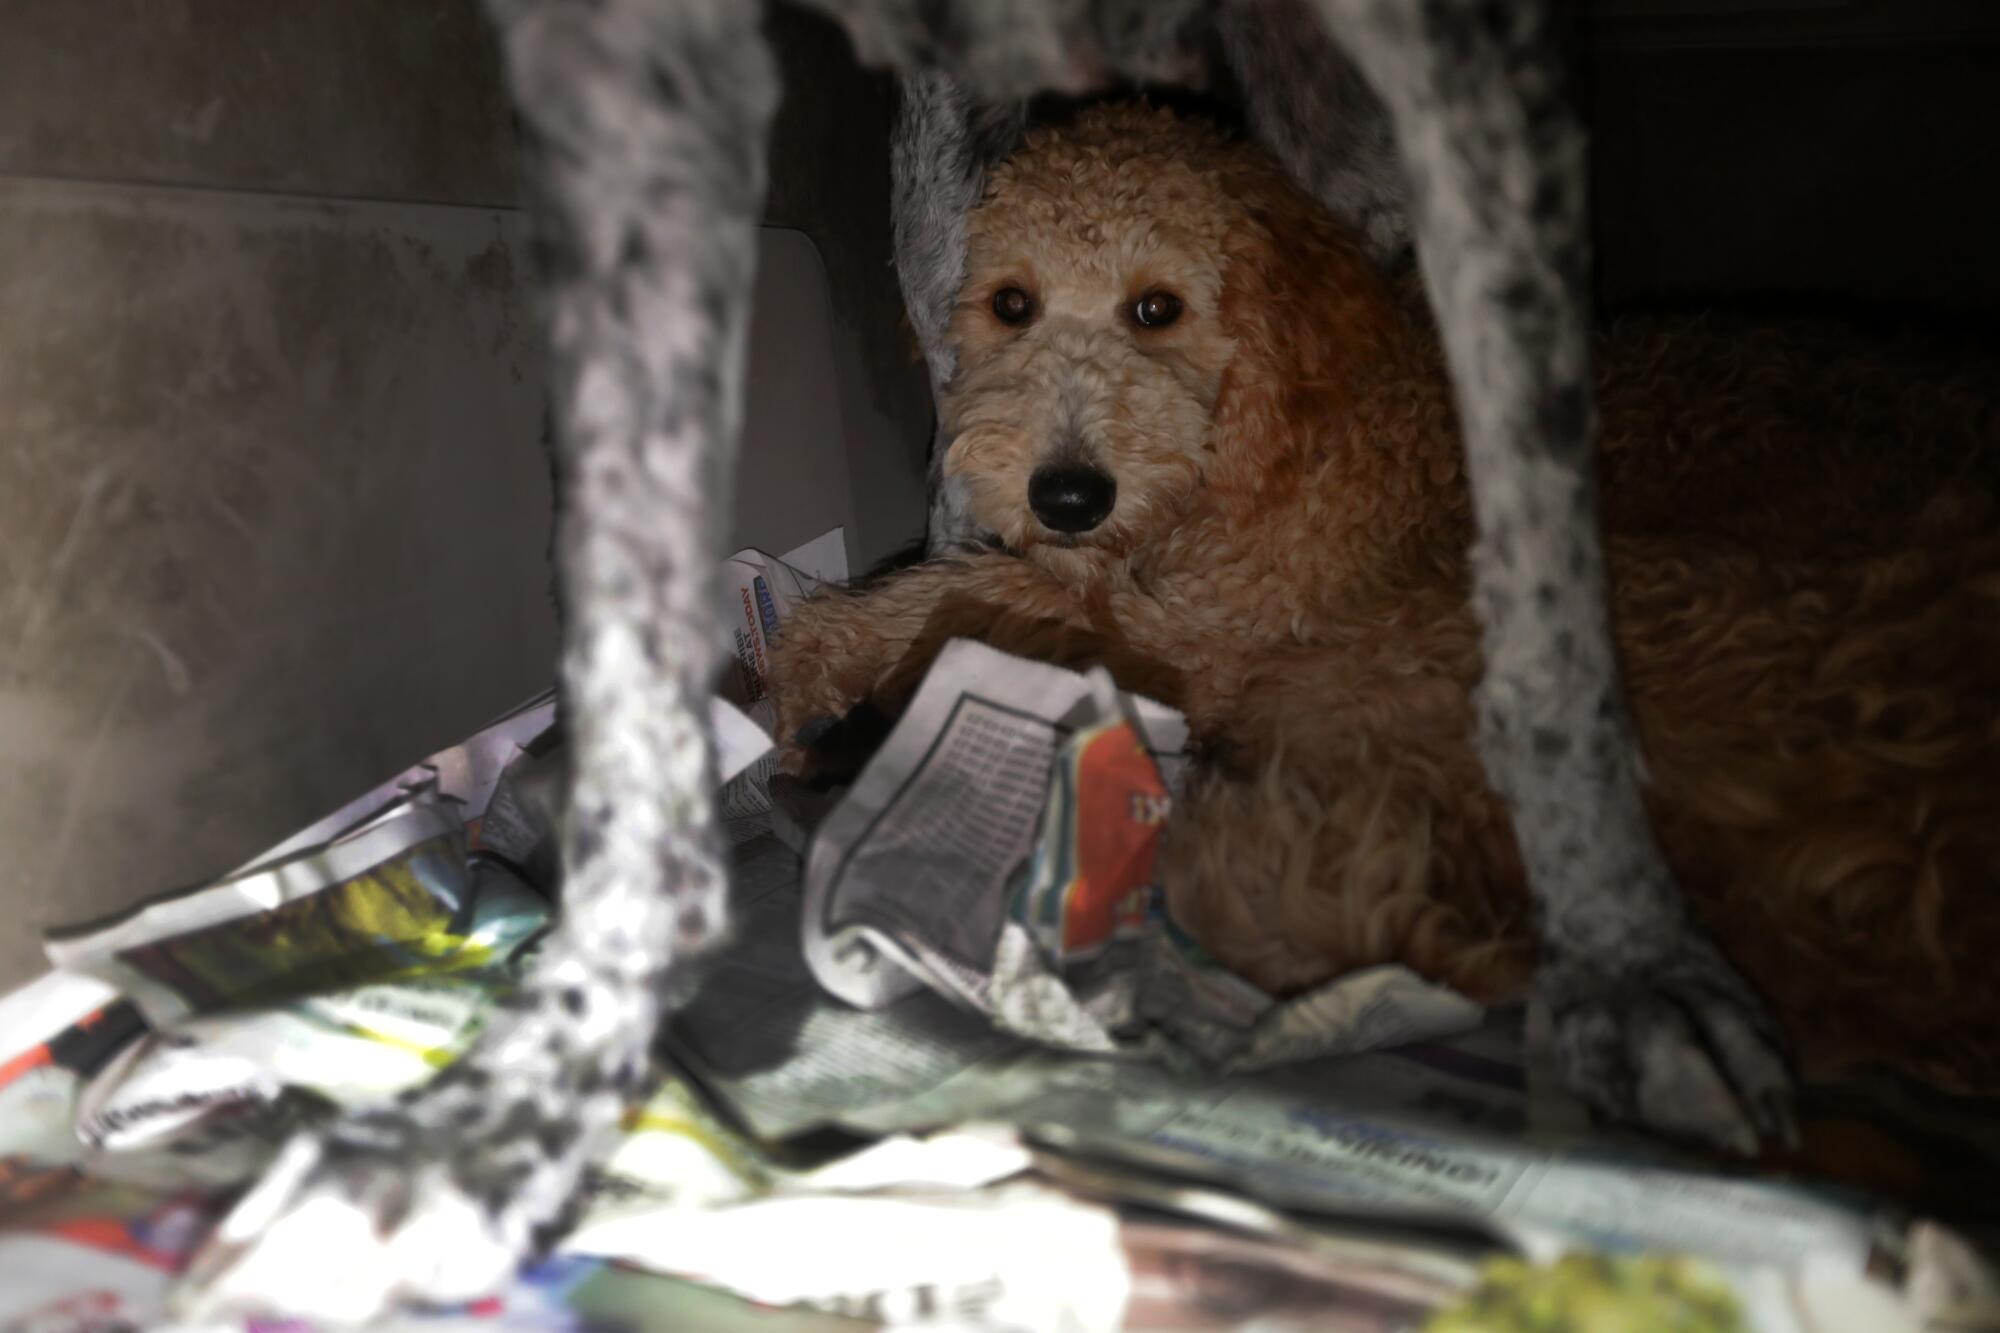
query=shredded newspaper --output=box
[2,527,1997,1332]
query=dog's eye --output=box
[1131,291,1183,329]
[991,286,1035,326]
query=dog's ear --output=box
[1209,163,1404,496]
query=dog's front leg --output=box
[1314,0,1794,1151]
[168,1,778,1323]
[771,554,1141,768]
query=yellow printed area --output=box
[315,1019,464,1069]
[1426,1254,1748,1333]
[115,834,532,1014]
[622,1083,769,1187]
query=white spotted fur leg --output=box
[1311,0,1795,1150]
[169,0,777,1320]
[1544,934,1799,1154]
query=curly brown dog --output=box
[771,103,2000,1092]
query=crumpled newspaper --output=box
[5,527,1999,1332]
[3,532,841,1216]
[799,638,1481,1071]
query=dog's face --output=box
[937,104,1396,567]
[939,108,1247,560]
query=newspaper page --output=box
[27,525,845,1026]
[0,1125,1496,1333]
[799,639,1188,1012]
[672,939,1901,1333]
[718,527,848,735]
[668,826,1023,1138]
[0,736,1986,1333]
[667,644,1916,1331]
[216,689,561,886]
[40,794,548,1031]
[796,639,1479,1066]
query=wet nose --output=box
[1028,463,1117,534]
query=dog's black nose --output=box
[1028,463,1116,534]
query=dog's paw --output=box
[167,1130,525,1328]
[1542,935,1797,1156]
[768,597,883,748]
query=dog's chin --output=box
[967,498,1141,572]
[1005,522,1129,583]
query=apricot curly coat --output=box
[772,104,2000,1090]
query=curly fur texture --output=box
[773,103,2000,1090]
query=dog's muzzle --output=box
[1028,463,1116,534]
